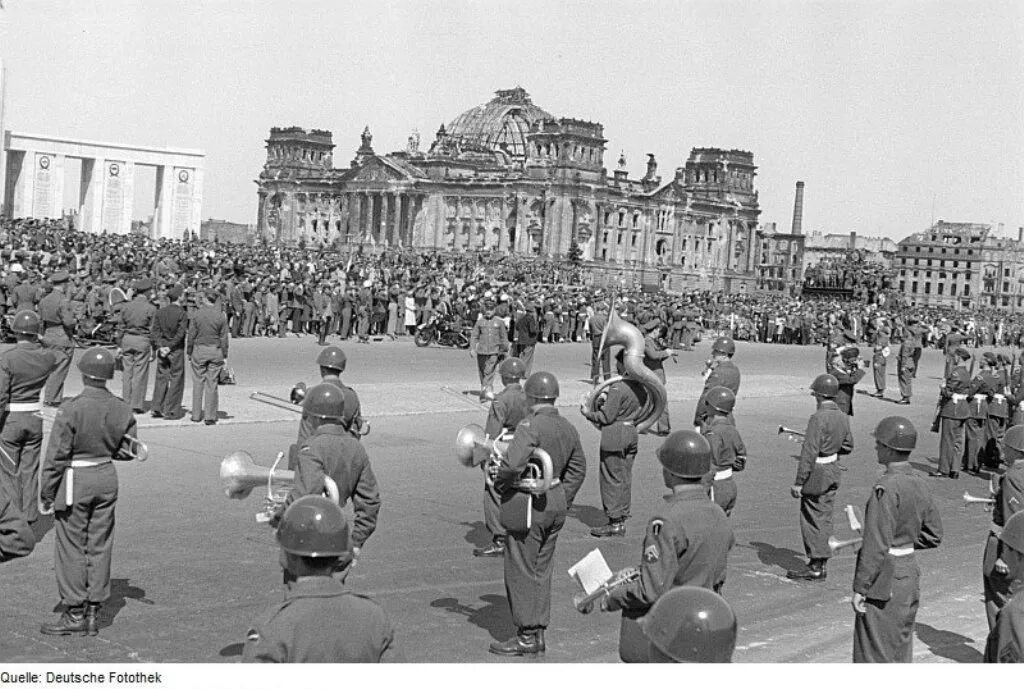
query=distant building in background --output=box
[803,231,897,269]
[202,218,255,244]
[893,221,1024,310]
[754,222,805,295]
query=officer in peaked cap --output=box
[38,271,76,407]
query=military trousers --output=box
[897,362,913,400]
[964,418,988,472]
[983,532,1013,630]
[152,348,185,417]
[800,487,836,560]
[512,343,535,377]
[41,331,73,406]
[482,469,505,540]
[120,334,151,411]
[938,417,965,475]
[0,412,44,522]
[476,354,499,397]
[503,486,567,632]
[599,445,637,521]
[911,349,922,377]
[711,476,738,518]
[853,556,920,663]
[590,343,611,383]
[986,417,1008,466]
[652,368,670,434]
[54,463,118,607]
[873,361,887,394]
[190,345,224,422]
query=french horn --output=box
[455,423,553,493]
[581,308,667,434]
[220,450,341,522]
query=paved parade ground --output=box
[0,337,1006,663]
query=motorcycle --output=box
[415,314,471,349]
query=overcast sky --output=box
[1,0,1021,240]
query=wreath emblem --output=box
[178,169,190,183]
[39,156,51,170]
[109,163,120,177]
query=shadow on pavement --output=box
[461,521,491,549]
[915,622,984,663]
[430,594,513,641]
[569,504,606,529]
[748,541,806,573]
[219,642,244,658]
[97,578,154,630]
[911,461,937,475]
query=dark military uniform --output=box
[187,304,229,423]
[588,310,610,383]
[852,464,943,663]
[581,379,643,522]
[938,367,972,475]
[117,294,158,411]
[0,341,58,522]
[471,315,508,399]
[872,345,888,397]
[984,461,1024,629]
[965,372,996,473]
[39,388,137,611]
[988,374,1011,466]
[694,360,741,429]
[481,382,529,541]
[12,280,41,313]
[642,334,671,434]
[985,584,1024,663]
[0,482,35,562]
[944,331,964,379]
[242,577,402,663]
[828,357,867,416]
[497,407,586,635]
[794,400,854,561]
[897,334,918,402]
[605,483,734,662]
[703,415,747,517]
[38,286,75,406]
[294,376,363,454]
[151,300,188,418]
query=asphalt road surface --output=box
[0,335,1003,663]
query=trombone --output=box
[250,390,371,437]
[778,425,805,442]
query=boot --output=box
[590,519,626,538]
[41,606,88,636]
[786,558,827,581]
[85,604,100,636]
[489,629,545,656]
[473,536,505,557]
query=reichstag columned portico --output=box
[256,88,762,291]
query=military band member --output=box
[985,511,1024,663]
[944,326,965,379]
[475,357,529,557]
[0,311,58,523]
[787,374,854,582]
[116,278,158,413]
[488,372,586,657]
[151,285,188,419]
[637,586,737,663]
[38,270,76,407]
[291,347,363,463]
[852,416,943,663]
[932,349,972,479]
[642,319,673,435]
[701,387,746,517]
[0,481,35,563]
[965,356,997,474]
[581,350,643,538]
[470,300,508,403]
[828,347,866,416]
[39,348,138,636]
[984,425,1024,630]
[694,336,740,430]
[984,353,1011,468]
[243,496,401,663]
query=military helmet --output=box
[276,495,350,557]
[1000,511,1024,554]
[641,586,737,663]
[524,371,559,401]
[11,310,40,336]
[841,346,860,360]
[657,431,712,479]
[498,357,526,381]
[873,416,917,452]
[810,373,839,398]
[316,346,347,372]
[1002,425,1024,453]
[711,336,735,356]
[704,386,736,414]
[301,383,346,420]
[78,346,116,381]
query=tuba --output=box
[581,309,667,434]
[220,450,340,522]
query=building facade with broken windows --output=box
[255,88,761,292]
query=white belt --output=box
[951,394,968,403]
[1018,401,1024,411]
[993,394,1006,402]
[816,454,838,464]
[7,402,41,412]
[70,459,111,468]
[714,468,733,480]
[973,394,987,402]
[888,545,913,557]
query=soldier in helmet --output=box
[787,374,854,582]
[581,349,644,538]
[577,430,733,663]
[963,353,998,475]
[243,496,401,663]
[273,384,379,576]
[983,424,1024,630]
[290,346,364,461]
[985,510,1024,662]
[932,348,973,479]
[474,357,529,557]
[700,386,746,517]
[853,416,943,662]
[641,318,673,435]
[470,300,509,402]
[0,310,59,523]
[639,586,737,663]
[39,347,139,636]
[37,270,76,407]
[694,336,740,430]
[487,371,587,657]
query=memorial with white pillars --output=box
[2,131,204,238]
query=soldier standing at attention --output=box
[513,301,539,377]
[694,336,740,430]
[116,278,158,413]
[896,321,918,405]
[470,300,508,403]
[150,285,188,420]
[243,496,401,663]
[700,387,746,517]
[787,374,853,582]
[932,349,972,479]
[474,357,529,557]
[852,417,942,663]
[38,271,76,407]
[39,348,138,636]
[985,511,1024,663]
[188,290,229,425]
[0,311,58,523]
[0,480,35,563]
[964,354,997,475]
[581,350,643,538]
[983,425,1024,630]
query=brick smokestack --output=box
[791,181,805,235]
[1019,226,1023,243]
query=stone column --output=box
[79,158,104,234]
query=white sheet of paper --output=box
[568,548,613,595]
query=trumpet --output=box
[220,450,340,522]
[574,567,640,612]
[778,425,805,442]
[963,491,995,507]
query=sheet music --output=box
[568,549,613,595]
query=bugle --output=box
[778,425,805,441]
[828,535,863,552]
[574,567,640,612]
[963,491,995,506]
